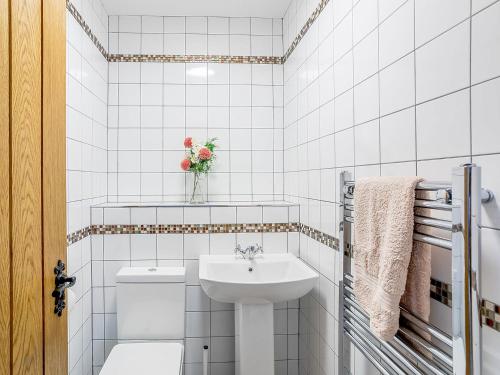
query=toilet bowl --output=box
[100,267,186,374]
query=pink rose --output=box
[184,137,193,148]
[199,147,212,160]
[181,159,191,171]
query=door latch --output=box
[52,260,76,316]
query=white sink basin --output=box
[199,253,318,375]
[199,253,318,304]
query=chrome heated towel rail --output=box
[338,164,493,375]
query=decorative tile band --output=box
[67,226,92,246]
[108,54,283,64]
[299,223,338,250]
[66,0,283,64]
[482,299,500,332]
[283,0,330,62]
[66,0,108,59]
[67,222,299,245]
[430,278,452,307]
[92,222,299,235]
[67,0,330,65]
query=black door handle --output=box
[51,260,76,316]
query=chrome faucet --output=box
[234,244,263,260]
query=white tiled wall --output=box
[90,204,300,375]
[107,61,284,202]
[283,0,500,374]
[66,1,109,374]
[106,15,285,203]
[108,15,283,57]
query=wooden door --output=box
[0,0,67,374]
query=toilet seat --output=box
[100,343,183,375]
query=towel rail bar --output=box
[338,164,491,375]
[414,216,453,231]
[345,321,418,375]
[344,309,449,375]
[343,285,453,348]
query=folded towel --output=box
[353,176,431,341]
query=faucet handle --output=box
[255,244,263,253]
[234,244,241,253]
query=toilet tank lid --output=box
[116,267,185,283]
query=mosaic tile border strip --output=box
[283,0,330,62]
[299,223,338,250]
[67,222,299,245]
[66,0,108,59]
[67,0,331,65]
[108,54,283,64]
[66,0,283,64]
[92,222,299,235]
[67,226,92,245]
[482,299,500,332]
[430,278,452,307]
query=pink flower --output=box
[199,147,212,160]
[180,159,191,171]
[184,137,193,148]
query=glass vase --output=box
[189,172,207,204]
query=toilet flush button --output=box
[148,268,157,272]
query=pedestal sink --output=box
[199,253,318,375]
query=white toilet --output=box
[100,266,186,375]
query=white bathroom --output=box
[1,0,500,375]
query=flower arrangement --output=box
[180,137,217,203]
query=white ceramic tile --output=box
[119,16,141,33]
[164,34,185,55]
[141,16,163,34]
[380,107,416,163]
[416,89,470,159]
[416,21,470,103]
[208,17,229,34]
[379,0,414,68]
[334,89,354,131]
[471,77,500,155]
[415,0,470,47]
[164,17,185,34]
[352,0,378,45]
[103,208,130,224]
[208,34,229,55]
[354,119,380,165]
[334,127,355,167]
[103,235,130,261]
[379,53,415,116]
[141,33,163,55]
[156,234,183,259]
[130,234,156,260]
[471,2,500,84]
[353,29,378,84]
[230,34,251,56]
[353,75,379,125]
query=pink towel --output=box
[353,176,431,341]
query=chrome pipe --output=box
[413,233,452,250]
[415,199,453,210]
[399,306,452,348]
[451,164,483,374]
[345,181,493,203]
[344,330,393,375]
[398,327,453,370]
[345,321,411,375]
[414,216,453,231]
[344,291,452,350]
[344,308,449,375]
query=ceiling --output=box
[101,0,291,18]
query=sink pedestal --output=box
[235,303,274,375]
